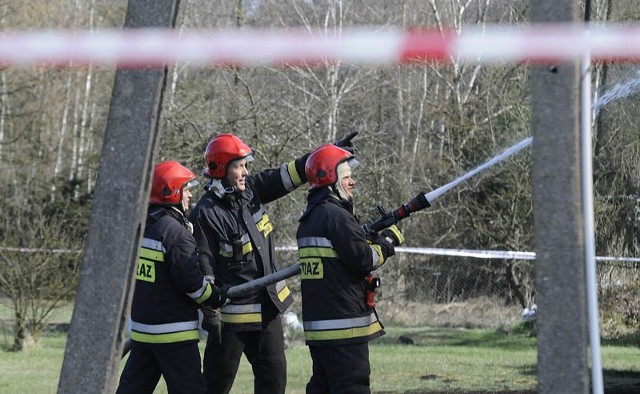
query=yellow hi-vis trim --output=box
[137,245,164,283]
[300,258,324,279]
[287,160,303,187]
[277,284,291,302]
[304,321,383,341]
[386,224,404,244]
[370,244,385,268]
[219,242,253,257]
[221,312,262,324]
[194,282,213,304]
[139,247,164,262]
[298,247,337,259]
[131,330,199,344]
[256,213,273,237]
[136,259,156,283]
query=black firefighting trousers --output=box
[306,342,371,394]
[116,341,205,394]
[202,313,286,394]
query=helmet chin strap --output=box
[206,178,235,198]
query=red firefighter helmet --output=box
[305,144,356,189]
[204,134,254,178]
[149,161,198,205]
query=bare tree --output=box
[0,202,83,351]
[0,0,125,351]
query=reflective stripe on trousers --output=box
[130,320,199,344]
[303,313,382,341]
[221,303,262,324]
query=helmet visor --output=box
[185,179,200,189]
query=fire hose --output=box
[226,190,432,300]
[122,137,530,357]
[121,193,430,358]
[224,136,532,300]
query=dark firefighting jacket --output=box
[130,206,215,346]
[190,156,307,331]
[296,187,394,346]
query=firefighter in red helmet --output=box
[190,133,357,394]
[297,145,404,393]
[117,161,226,394]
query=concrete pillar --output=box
[530,1,590,393]
[57,1,180,392]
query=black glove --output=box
[208,285,227,308]
[334,131,358,153]
[380,224,404,246]
[370,233,395,258]
[201,307,222,344]
[203,276,228,308]
[362,224,379,241]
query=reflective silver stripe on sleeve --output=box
[221,303,262,314]
[130,320,199,334]
[303,313,378,331]
[187,277,209,300]
[141,237,165,253]
[298,237,333,248]
[370,244,383,268]
[280,163,294,191]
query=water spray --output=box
[227,136,533,299]
[592,69,640,112]
[425,137,532,203]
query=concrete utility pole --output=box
[57,1,180,393]
[530,1,590,393]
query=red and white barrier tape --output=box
[3,245,639,263]
[2,24,640,67]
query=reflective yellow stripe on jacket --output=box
[221,303,262,324]
[136,238,166,283]
[252,205,273,237]
[303,313,383,341]
[298,237,336,280]
[276,280,291,302]
[219,233,253,257]
[130,320,199,344]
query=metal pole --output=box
[580,28,605,394]
[582,0,604,391]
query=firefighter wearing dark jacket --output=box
[117,161,226,394]
[296,144,404,394]
[190,133,357,394]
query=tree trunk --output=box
[0,72,7,162]
[11,310,27,352]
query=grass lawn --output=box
[1,303,640,393]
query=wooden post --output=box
[57,1,180,392]
[530,1,590,393]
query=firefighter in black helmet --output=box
[190,133,357,394]
[297,144,404,394]
[117,161,226,394]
